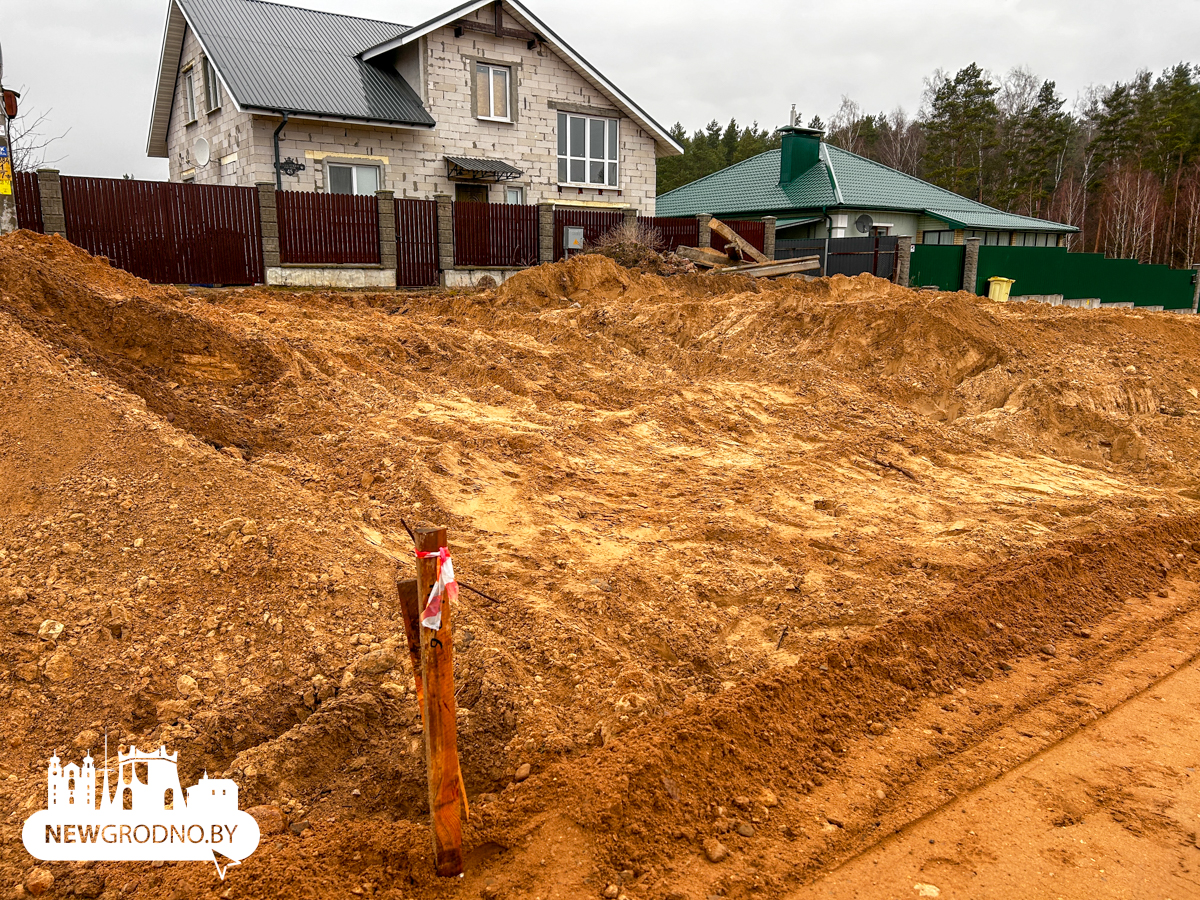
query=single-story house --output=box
[146,0,682,212]
[657,125,1077,247]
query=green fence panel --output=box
[909,244,963,291]
[976,246,1196,309]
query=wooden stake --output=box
[395,578,425,710]
[413,527,465,877]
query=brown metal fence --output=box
[718,220,766,255]
[277,191,380,266]
[395,198,439,287]
[453,202,538,268]
[553,208,624,260]
[14,171,43,233]
[59,176,263,285]
[638,216,700,251]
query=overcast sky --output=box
[5,0,1199,179]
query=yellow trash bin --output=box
[987,276,1015,302]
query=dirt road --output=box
[793,591,1200,900]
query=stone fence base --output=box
[266,266,396,289]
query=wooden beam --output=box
[676,245,735,268]
[452,18,536,41]
[708,216,769,264]
[414,527,464,877]
[739,257,822,278]
[494,0,503,37]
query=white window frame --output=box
[557,112,619,188]
[505,186,525,205]
[476,63,512,122]
[182,66,197,124]
[202,56,220,113]
[923,230,952,245]
[326,163,381,196]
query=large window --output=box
[327,164,379,195]
[475,63,511,121]
[182,68,197,123]
[923,230,953,245]
[202,56,220,113]
[557,112,618,187]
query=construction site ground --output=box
[2,230,1200,900]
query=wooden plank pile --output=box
[677,217,821,279]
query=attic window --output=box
[201,56,220,113]
[182,66,197,124]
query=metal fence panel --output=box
[277,191,380,266]
[395,198,439,287]
[553,208,624,260]
[976,245,1196,308]
[14,171,43,233]
[638,216,700,251]
[59,176,263,285]
[777,235,900,280]
[453,202,538,268]
[908,244,965,291]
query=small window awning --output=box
[445,156,523,182]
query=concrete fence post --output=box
[434,193,454,274]
[376,190,396,278]
[622,207,638,230]
[963,237,981,294]
[36,169,66,237]
[537,202,555,264]
[697,214,712,249]
[762,216,777,262]
[896,236,913,287]
[1191,263,1200,314]
[255,182,280,275]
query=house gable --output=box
[361,0,682,157]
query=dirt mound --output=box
[0,231,292,452]
[4,234,1200,898]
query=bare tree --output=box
[997,66,1041,120]
[6,88,68,172]
[826,96,867,154]
[878,107,924,176]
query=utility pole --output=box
[0,39,16,234]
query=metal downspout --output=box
[822,207,832,277]
[273,111,290,191]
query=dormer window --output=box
[475,63,511,121]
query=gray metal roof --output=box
[175,0,435,126]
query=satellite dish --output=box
[193,137,211,167]
[855,214,874,234]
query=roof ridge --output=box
[658,148,780,200]
[210,0,409,30]
[824,142,1071,226]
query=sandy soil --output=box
[2,230,1200,899]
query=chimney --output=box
[778,125,824,185]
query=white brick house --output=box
[146,0,682,213]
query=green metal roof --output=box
[657,144,1077,233]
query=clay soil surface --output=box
[3,230,1200,899]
